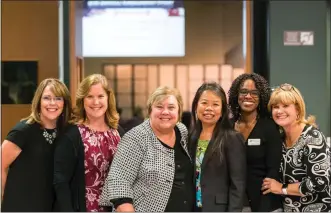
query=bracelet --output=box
[282,183,288,195]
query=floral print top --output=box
[196,139,209,208]
[280,125,330,212]
[78,124,120,212]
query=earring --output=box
[195,111,198,120]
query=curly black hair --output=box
[228,73,271,121]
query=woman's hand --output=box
[262,178,283,195]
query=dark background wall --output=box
[269,1,330,136]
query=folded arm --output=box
[263,130,330,197]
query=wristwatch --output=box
[282,183,288,195]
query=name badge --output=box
[248,138,261,146]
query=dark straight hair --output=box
[189,82,233,162]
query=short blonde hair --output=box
[23,78,72,131]
[147,86,183,122]
[72,74,119,129]
[268,84,316,127]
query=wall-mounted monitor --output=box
[83,0,185,57]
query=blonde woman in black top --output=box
[228,73,283,212]
[1,78,72,211]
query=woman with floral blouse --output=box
[263,83,330,212]
[53,74,121,212]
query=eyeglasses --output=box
[239,89,259,98]
[280,83,294,91]
[42,96,64,103]
[279,83,300,95]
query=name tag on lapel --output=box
[248,138,261,146]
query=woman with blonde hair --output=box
[1,78,72,211]
[54,74,121,212]
[262,83,330,212]
[100,86,194,212]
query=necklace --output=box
[42,129,57,144]
[235,116,258,141]
[236,115,258,126]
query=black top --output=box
[112,127,195,212]
[1,120,56,212]
[53,124,87,212]
[163,127,195,212]
[234,117,283,212]
[117,125,125,137]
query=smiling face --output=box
[238,79,260,113]
[83,83,108,122]
[149,95,179,131]
[196,90,222,126]
[272,103,298,128]
[40,85,64,126]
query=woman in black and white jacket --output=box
[100,86,195,212]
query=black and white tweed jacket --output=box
[100,119,191,212]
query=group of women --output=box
[1,73,330,212]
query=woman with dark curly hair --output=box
[228,73,283,212]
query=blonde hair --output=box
[268,84,317,127]
[72,74,119,129]
[23,78,72,131]
[146,86,183,122]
